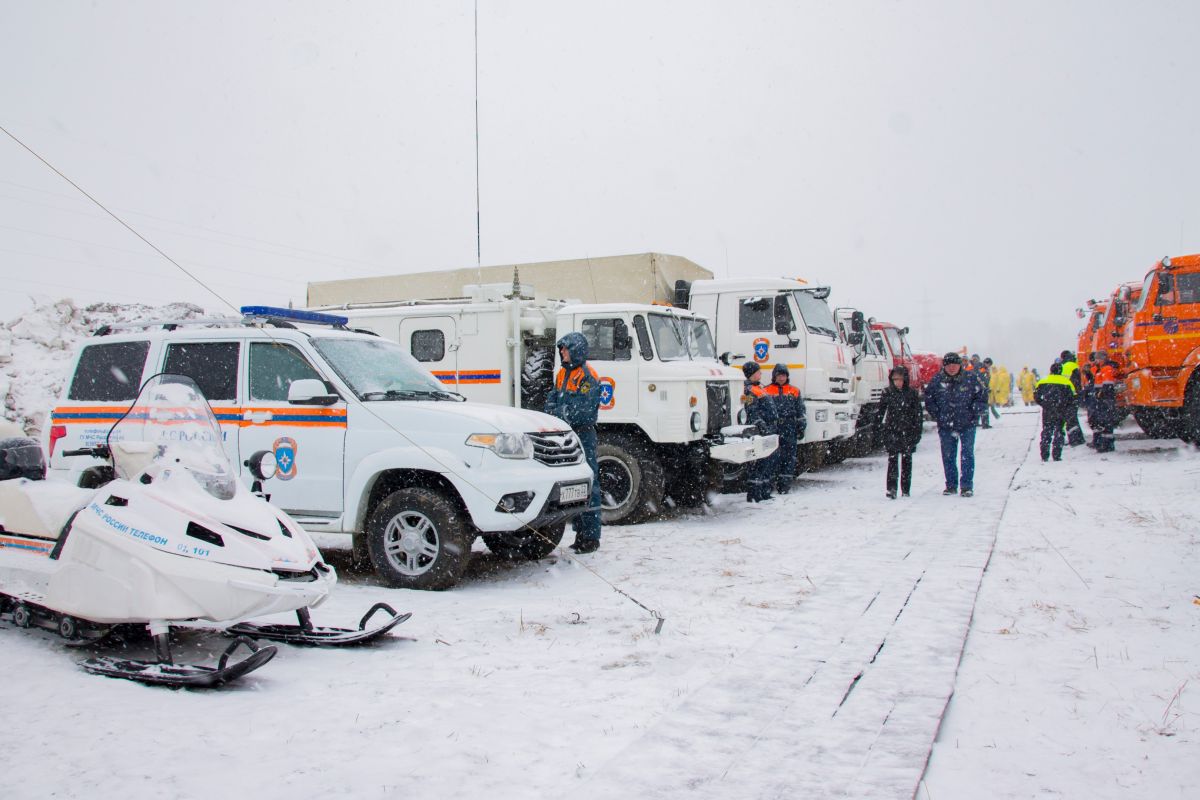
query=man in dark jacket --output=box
[879,365,923,498]
[741,362,780,502]
[763,363,806,494]
[1034,362,1076,462]
[923,352,988,497]
[544,332,603,553]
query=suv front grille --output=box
[529,431,584,466]
[706,381,730,435]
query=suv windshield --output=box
[647,314,717,361]
[792,291,838,338]
[312,337,456,400]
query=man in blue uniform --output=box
[544,332,603,553]
[924,352,989,497]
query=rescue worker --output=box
[1034,362,1076,462]
[1018,366,1036,406]
[1090,351,1120,452]
[544,332,603,553]
[762,363,805,494]
[741,362,780,502]
[979,357,995,428]
[924,352,988,497]
[1059,350,1086,446]
[878,365,923,498]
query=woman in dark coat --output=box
[878,365,923,498]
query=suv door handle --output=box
[244,410,273,423]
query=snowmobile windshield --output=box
[108,374,237,500]
[311,337,456,401]
[791,291,838,338]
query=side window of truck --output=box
[411,329,445,362]
[581,318,632,361]
[871,331,887,354]
[68,341,150,401]
[163,342,240,401]
[1176,273,1200,304]
[739,297,772,332]
[249,342,324,401]
[633,315,654,360]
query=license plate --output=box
[559,483,589,503]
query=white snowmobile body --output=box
[0,375,334,628]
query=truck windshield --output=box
[312,337,455,400]
[648,314,690,360]
[1133,273,1155,312]
[679,317,717,359]
[792,291,838,338]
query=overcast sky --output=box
[2,1,1198,371]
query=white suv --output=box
[43,307,594,590]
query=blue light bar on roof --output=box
[240,306,349,326]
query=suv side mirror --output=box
[288,378,338,405]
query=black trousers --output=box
[886,450,912,494]
[1040,413,1066,460]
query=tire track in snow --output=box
[579,414,1039,799]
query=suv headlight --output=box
[465,432,534,459]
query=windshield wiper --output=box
[362,388,463,401]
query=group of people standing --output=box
[1033,349,1120,461]
[741,362,806,502]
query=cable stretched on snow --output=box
[0,122,666,633]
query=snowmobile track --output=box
[580,417,1038,799]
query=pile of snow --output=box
[0,299,207,436]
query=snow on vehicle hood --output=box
[361,399,571,434]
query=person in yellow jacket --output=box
[1018,366,1036,405]
[990,365,1012,407]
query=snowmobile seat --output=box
[0,479,93,540]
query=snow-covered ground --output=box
[2,405,1197,799]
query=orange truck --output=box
[1120,254,1200,440]
[1076,299,1109,365]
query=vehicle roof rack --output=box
[92,306,353,337]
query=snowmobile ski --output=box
[226,603,410,646]
[80,636,276,688]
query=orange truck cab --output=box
[1121,254,1200,440]
[1097,281,1142,377]
[1076,300,1109,368]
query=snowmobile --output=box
[0,374,408,687]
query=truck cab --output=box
[327,288,776,525]
[681,278,857,465]
[836,308,891,457]
[870,321,923,393]
[1121,254,1200,440]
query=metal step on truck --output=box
[310,261,777,524]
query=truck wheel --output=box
[1133,408,1178,439]
[597,435,664,525]
[520,347,554,411]
[366,488,473,590]
[483,522,565,561]
[1182,382,1200,444]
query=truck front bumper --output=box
[710,432,779,464]
[804,401,854,442]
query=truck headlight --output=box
[690,411,702,432]
[465,432,534,459]
[815,410,829,422]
